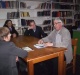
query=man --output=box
[0,27,28,75]
[24,20,47,39]
[38,17,73,64]
[38,18,73,75]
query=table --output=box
[11,35,66,75]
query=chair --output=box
[64,38,78,75]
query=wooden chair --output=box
[64,38,78,75]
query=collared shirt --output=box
[9,27,12,31]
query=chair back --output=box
[64,38,78,75]
[72,38,78,61]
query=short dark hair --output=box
[29,20,35,25]
[0,27,10,40]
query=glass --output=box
[54,22,61,26]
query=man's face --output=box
[54,20,62,31]
[30,22,36,29]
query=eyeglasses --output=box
[54,22,61,26]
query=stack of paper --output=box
[34,44,45,49]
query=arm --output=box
[40,27,47,38]
[12,26,19,37]
[54,30,71,48]
[9,42,28,58]
[38,30,55,44]
[24,28,30,36]
[42,30,55,42]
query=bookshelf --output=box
[0,0,19,27]
[51,1,74,26]
[18,0,52,35]
[73,0,80,28]
[0,0,79,35]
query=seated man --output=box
[24,20,47,39]
[38,18,73,75]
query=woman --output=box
[0,27,28,75]
[3,20,18,38]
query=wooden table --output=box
[11,35,66,75]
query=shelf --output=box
[20,8,50,11]
[64,23,73,26]
[74,19,80,21]
[0,0,75,35]
[44,31,51,34]
[52,2,74,4]
[52,17,73,19]
[20,16,51,19]
[37,24,51,27]
[52,9,74,11]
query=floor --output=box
[67,54,80,75]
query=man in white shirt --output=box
[38,17,73,64]
[38,18,73,75]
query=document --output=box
[22,47,33,52]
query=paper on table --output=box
[22,47,33,52]
[34,44,45,49]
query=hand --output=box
[16,56,19,62]
[38,39,44,44]
[12,33,17,38]
[28,26,33,30]
[44,42,53,47]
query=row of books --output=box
[51,0,73,2]
[21,12,30,17]
[43,26,51,31]
[74,5,80,11]
[0,1,19,8]
[37,11,50,16]
[52,3,73,9]
[63,19,73,24]
[21,19,34,26]
[7,12,19,19]
[75,21,80,26]
[74,14,80,19]
[20,2,26,8]
[52,11,72,17]
[43,20,51,25]
[21,19,51,26]
[75,0,80,3]
[37,3,51,9]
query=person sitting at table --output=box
[0,27,28,75]
[24,20,47,39]
[3,20,19,38]
[38,18,73,75]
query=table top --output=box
[11,35,66,62]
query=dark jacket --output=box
[24,26,47,39]
[0,40,28,75]
[4,26,19,37]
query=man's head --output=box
[53,18,64,31]
[0,27,11,41]
[29,20,36,29]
